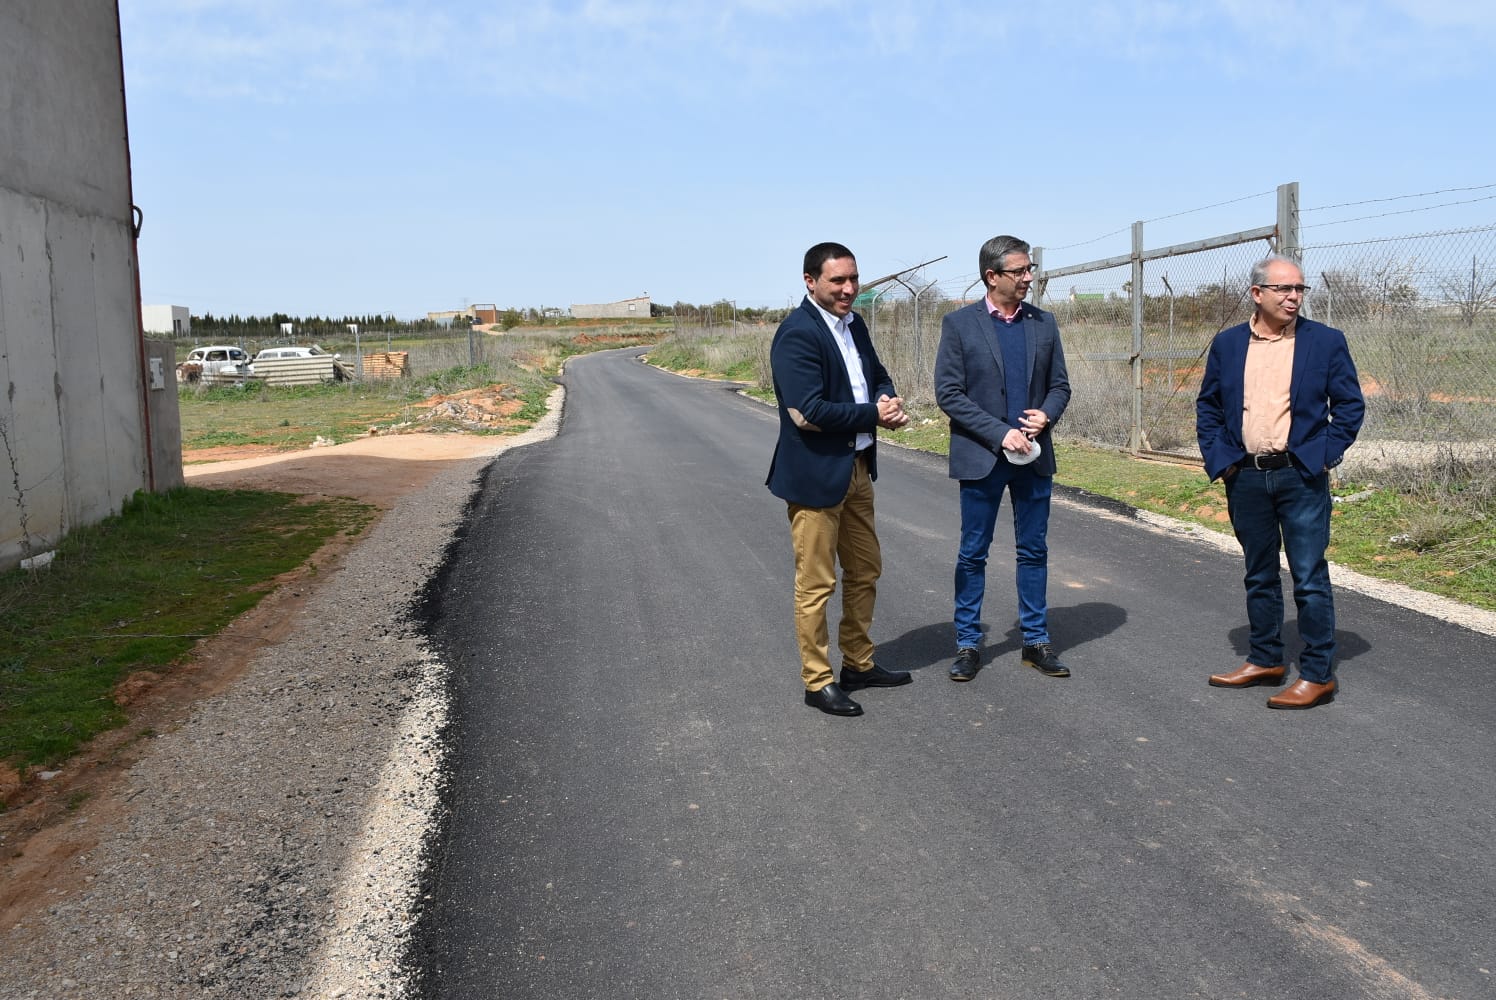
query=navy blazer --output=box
[1196,317,1365,482]
[934,300,1071,480]
[766,297,896,508]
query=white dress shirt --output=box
[810,300,874,451]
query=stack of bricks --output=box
[360,351,410,380]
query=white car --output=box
[177,345,250,382]
[250,345,339,365]
[247,344,350,382]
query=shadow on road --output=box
[878,601,1128,672]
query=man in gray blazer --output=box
[935,235,1072,682]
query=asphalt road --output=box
[415,349,1494,1000]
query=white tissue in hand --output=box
[1004,438,1041,466]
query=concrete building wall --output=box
[0,3,171,571]
[143,303,191,336]
[570,295,651,319]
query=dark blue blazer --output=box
[1196,317,1365,482]
[934,300,1071,480]
[766,297,896,508]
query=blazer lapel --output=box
[1288,320,1311,410]
[965,304,1004,376]
[805,298,851,398]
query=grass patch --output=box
[645,325,771,386]
[179,362,555,453]
[0,488,376,769]
[1041,438,1495,611]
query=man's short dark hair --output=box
[979,235,1032,287]
[804,242,856,279]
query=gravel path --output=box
[0,392,563,1000]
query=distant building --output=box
[570,295,651,320]
[142,304,190,337]
[427,303,498,326]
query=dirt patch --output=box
[411,385,528,430]
[185,443,287,463]
[180,430,508,510]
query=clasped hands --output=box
[876,394,911,430]
[1002,408,1048,453]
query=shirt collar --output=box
[1249,311,1297,341]
[985,293,1023,324]
[809,297,854,335]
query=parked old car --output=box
[176,345,250,383]
[247,344,353,383]
[249,345,340,367]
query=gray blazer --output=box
[934,300,1071,480]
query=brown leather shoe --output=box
[1267,678,1336,710]
[1208,662,1287,688]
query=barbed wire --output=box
[1302,221,1496,250]
[1302,193,1496,230]
[1303,182,1496,213]
[1045,188,1276,253]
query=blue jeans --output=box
[954,463,1052,650]
[1224,466,1336,683]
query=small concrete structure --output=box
[426,303,498,326]
[570,295,652,320]
[143,304,191,337]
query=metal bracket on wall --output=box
[132,205,143,238]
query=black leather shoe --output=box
[1021,643,1071,678]
[949,647,980,682]
[804,682,863,717]
[840,664,912,691]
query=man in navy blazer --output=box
[1197,255,1364,710]
[767,242,912,717]
[935,235,1072,683]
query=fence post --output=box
[868,286,892,341]
[915,279,938,369]
[1277,181,1304,316]
[1130,220,1145,453]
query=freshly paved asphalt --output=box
[415,349,1494,1000]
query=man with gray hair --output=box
[1196,255,1364,709]
[935,235,1072,682]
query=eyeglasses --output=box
[994,265,1037,278]
[1258,283,1311,295]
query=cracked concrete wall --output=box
[0,2,162,570]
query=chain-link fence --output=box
[1026,183,1496,475]
[1027,187,1291,460]
[1301,225,1496,466]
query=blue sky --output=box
[119,1,1496,319]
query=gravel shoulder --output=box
[0,391,563,1000]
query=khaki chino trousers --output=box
[786,453,881,690]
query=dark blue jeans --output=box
[1224,465,1336,683]
[954,462,1052,650]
